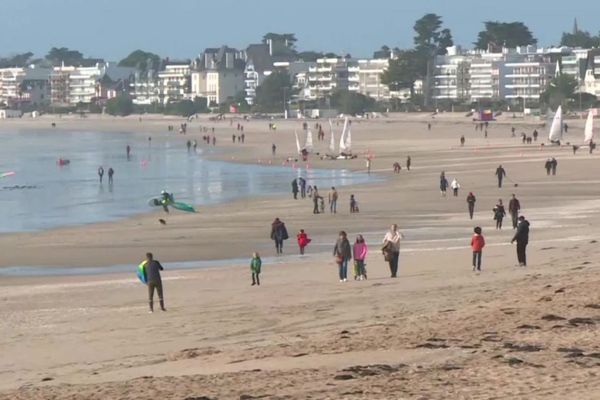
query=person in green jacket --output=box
[251,252,262,286]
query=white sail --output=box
[344,125,352,152]
[328,119,335,153]
[548,106,563,142]
[294,130,301,154]
[339,117,349,153]
[305,129,314,152]
[584,110,594,144]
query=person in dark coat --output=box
[291,179,299,199]
[493,199,506,230]
[406,156,411,171]
[511,216,530,267]
[495,165,506,188]
[551,158,558,175]
[270,218,289,255]
[298,177,307,198]
[466,192,476,219]
[508,194,521,229]
[544,158,552,175]
[440,172,449,197]
[144,252,166,313]
[333,231,352,282]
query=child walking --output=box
[353,234,368,280]
[297,229,311,255]
[250,252,262,285]
[470,227,485,272]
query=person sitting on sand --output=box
[250,252,262,286]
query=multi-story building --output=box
[191,47,245,105]
[504,58,555,103]
[0,66,51,109]
[50,63,135,106]
[356,59,390,100]
[583,50,600,97]
[307,58,351,100]
[432,54,470,102]
[244,44,273,105]
[131,69,160,105]
[158,63,191,104]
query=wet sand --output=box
[1,113,599,398]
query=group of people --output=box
[392,156,411,174]
[544,158,558,175]
[291,179,359,215]
[232,133,246,143]
[97,166,115,184]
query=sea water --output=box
[0,129,376,233]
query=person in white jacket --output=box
[451,178,461,197]
[382,224,404,278]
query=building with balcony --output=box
[306,58,352,100]
[356,59,390,100]
[130,69,159,105]
[158,63,191,104]
[191,47,245,105]
[503,59,555,103]
[0,66,51,109]
[433,55,470,101]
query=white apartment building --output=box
[158,64,191,104]
[583,52,600,97]
[307,58,352,100]
[0,67,51,108]
[504,60,555,102]
[68,66,103,104]
[191,69,244,105]
[356,59,390,100]
[433,55,470,101]
[131,70,159,105]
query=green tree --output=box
[560,30,600,48]
[381,50,423,98]
[413,14,453,56]
[475,22,537,51]
[297,51,324,62]
[0,52,34,68]
[262,33,298,57]
[46,47,85,66]
[541,74,578,110]
[105,95,134,116]
[373,45,392,59]
[119,50,161,71]
[255,70,293,112]
[330,90,375,115]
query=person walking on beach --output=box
[298,177,306,198]
[382,224,403,278]
[451,178,461,197]
[272,144,276,156]
[145,252,166,313]
[329,187,339,214]
[333,231,352,282]
[440,172,449,197]
[460,135,465,147]
[353,234,368,280]
[551,157,558,175]
[545,158,552,175]
[511,216,530,267]
[533,129,538,141]
[186,140,192,152]
[406,156,411,171]
[291,179,299,200]
[467,192,476,219]
[366,158,372,175]
[471,227,485,272]
[393,162,401,173]
[108,167,114,185]
[493,199,506,230]
[312,186,321,214]
[193,140,197,152]
[495,165,506,188]
[250,252,262,286]
[297,229,311,255]
[350,194,359,213]
[270,218,289,255]
[97,166,104,183]
[126,145,131,160]
[508,194,521,229]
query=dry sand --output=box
[0,113,599,399]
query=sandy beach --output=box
[1,113,599,399]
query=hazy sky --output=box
[1,0,598,61]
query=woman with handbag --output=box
[382,224,403,278]
[333,231,352,282]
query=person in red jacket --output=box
[297,229,311,255]
[470,226,485,272]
